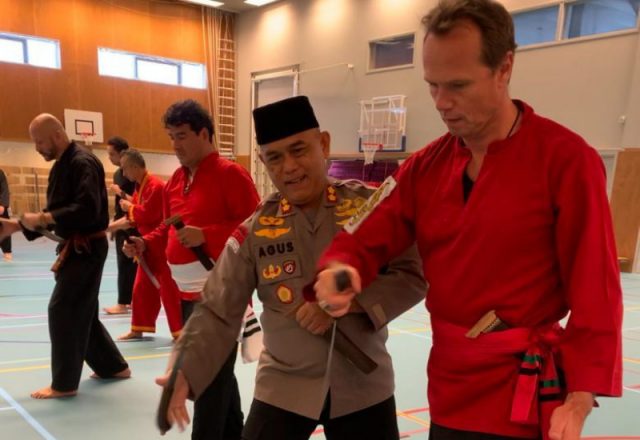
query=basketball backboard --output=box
[63,109,104,145]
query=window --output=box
[97,48,206,89]
[369,34,415,71]
[0,32,60,69]
[513,1,640,48]
[513,6,559,46]
[564,0,640,39]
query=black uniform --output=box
[23,142,128,391]
[0,169,11,254]
[113,167,137,305]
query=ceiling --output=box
[180,0,281,14]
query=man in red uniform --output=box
[109,149,182,340]
[125,99,260,440]
[313,1,622,440]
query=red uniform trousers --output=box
[130,242,182,337]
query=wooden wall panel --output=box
[610,148,640,272]
[0,0,210,152]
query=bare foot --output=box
[31,386,77,399]
[103,304,130,315]
[91,367,132,380]
[117,331,143,341]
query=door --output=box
[250,68,299,198]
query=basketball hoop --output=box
[80,132,95,146]
[362,142,382,166]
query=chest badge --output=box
[259,216,285,226]
[276,284,294,304]
[262,264,282,280]
[255,227,291,239]
[283,260,296,274]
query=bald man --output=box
[0,114,130,399]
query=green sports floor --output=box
[0,235,638,439]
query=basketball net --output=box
[80,132,95,146]
[362,142,381,166]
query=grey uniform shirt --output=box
[177,178,426,419]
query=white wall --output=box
[235,0,640,156]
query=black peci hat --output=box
[252,96,320,145]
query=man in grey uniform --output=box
[158,96,426,440]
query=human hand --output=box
[0,218,20,241]
[19,212,45,231]
[548,391,595,440]
[155,369,190,434]
[177,226,205,248]
[296,301,334,335]
[123,236,145,258]
[119,199,132,211]
[110,184,122,195]
[313,263,361,318]
[107,218,130,233]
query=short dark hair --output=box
[422,0,517,70]
[162,99,215,142]
[107,136,130,153]
[121,149,146,169]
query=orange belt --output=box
[51,231,107,273]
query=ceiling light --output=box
[183,0,224,8]
[245,0,278,6]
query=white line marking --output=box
[0,406,15,411]
[0,314,48,321]
[0,316,132,330]
[623,386,640,395]
[0,387,57,440]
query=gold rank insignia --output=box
[262,264,282,280]
[326,185,338,203]
[280,198,292,214]
[334,197,367,225]
[259,216,285,226]
[255,227,291,239]
[276,284,294,304]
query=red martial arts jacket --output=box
[318,101,622,437]
[144,151,260,299]
[128,173,164,236]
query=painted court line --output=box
[623,386,640,395]
[0,387,57,440]
[0,353,170,374]
[388,326,432,340]
[0,316,132,330]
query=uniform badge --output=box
[344,176,397,233]
[259,216,285,226]
[280,198,292,214]
[335,197,368,225]
[276,284,294,304]
[262,264,282,280]
[283,260,296,274]
[254,227,291,239]
[226,224,248,253]
[326,185,337,203]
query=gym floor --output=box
[0,234,638,439]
